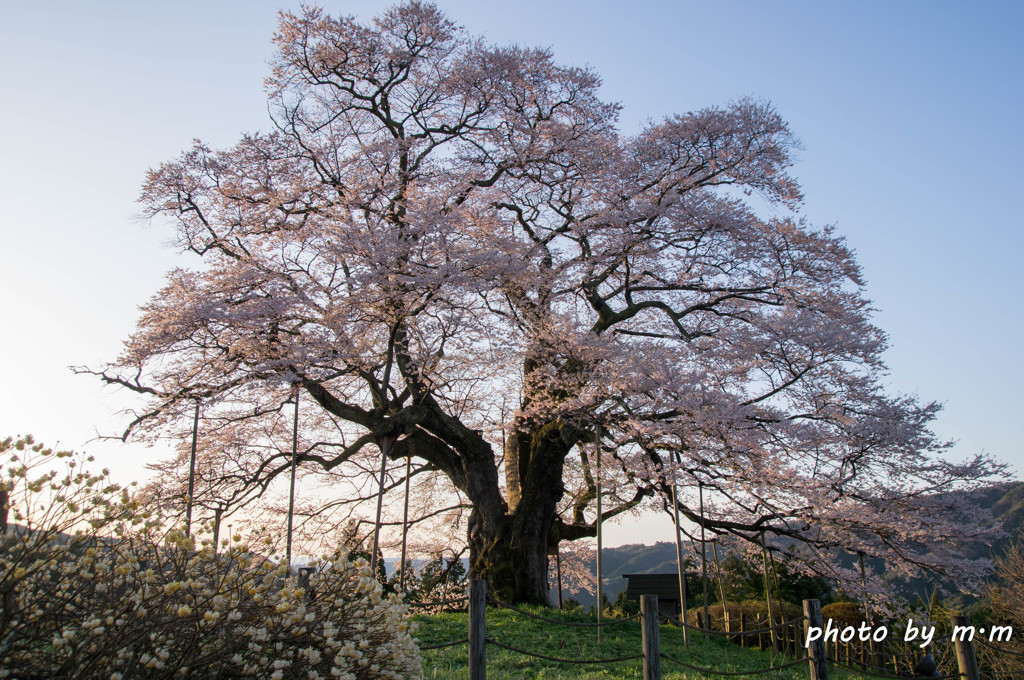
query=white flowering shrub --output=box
[0,436,421,679]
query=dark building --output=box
[622,573,694,620]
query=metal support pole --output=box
[469,579,487,680]
[804,599,829,680]
[670,450,689,649]
[286,389,299,567]
[400,454,411,593]
[185,399,200,537]
[641,594,661,680]
[369,435,393,580]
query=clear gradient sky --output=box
[1,1,1021,547]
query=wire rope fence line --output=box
[825,655,964,680]
[485,637,644,664]
[418,638,470,651]
[405,595,469,609]
[660,613,808,637]
[414,582,988,680]
[423,580,906,680]
[486,592,641,627]
[972,635,1024,680]
[660,610,810,659]
[660,653,807,676]
[975,635,1024,657]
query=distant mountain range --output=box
[553,481,1024,607]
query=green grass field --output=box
[413,606,874,679]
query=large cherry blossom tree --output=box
[88,2,1004,604]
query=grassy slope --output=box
[414,606,872,680]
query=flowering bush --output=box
[0,436,421,679]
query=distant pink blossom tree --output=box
[85,1,1005,604]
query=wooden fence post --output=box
[951,614,981,680]
[739,612,747,647]
[641,594,661,680]
[804,599,829,680]
[469,579,486,680]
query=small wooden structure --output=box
[622,573,694,620]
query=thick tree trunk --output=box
[467,423,569,604]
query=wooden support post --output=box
[641,594,661,680]
[951,614,981,680]
[740,612,747,647]
[804,599,829,680]
[469,579,486,680]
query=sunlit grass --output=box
[412,606,849,680]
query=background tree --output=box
[977,542,1024,674]
[86,1,1005,604]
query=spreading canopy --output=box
[89,2,1003,603]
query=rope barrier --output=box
[825,655,963,680]
[406,595,470,609]
[660,653,807,676]
[846,656,922,675]
[419,637,470,651]
[659,613,807,636]
[486,637,644,664]
[976,636,1024,658]
[417,639,468,655]
[485,594,641,627]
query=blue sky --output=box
[1,1,1021,546]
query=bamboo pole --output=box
[859,552,872,663]
[699,482,709,641]
[369,435,393,579]
[670,450,689,649]
[555,544,563,608]
[761,533,778,653]
[595,423,603,643]
[767,548,785,651]
[712,541,730,633]
[185,399,200,538]
[286,389,299,566]
[399,454,412,593]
